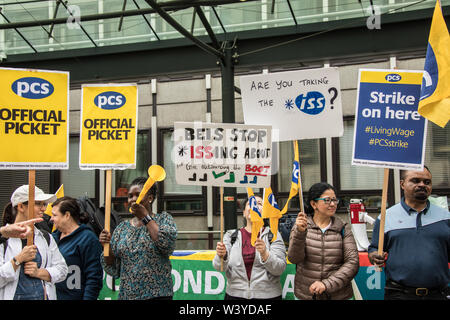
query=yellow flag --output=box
[280,140,299,215]
[418,0,450,127]
[44,184,64,232]
[262,187,282,242]
[247,188,264,246]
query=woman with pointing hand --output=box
[288,182,359,300]
[0,185,67,300]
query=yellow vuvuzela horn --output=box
[130,165,166,212]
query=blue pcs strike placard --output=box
[352,69,427,170]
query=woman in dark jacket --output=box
[51,196,103,300]
[288,182,359,300]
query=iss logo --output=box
[295,91,326,115]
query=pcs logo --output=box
[94,91,126,110]
[12,77,54,99]
[385,74,401,82]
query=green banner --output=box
[98,251,296,300]
[97,250,388,300]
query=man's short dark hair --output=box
[400,165,431,180]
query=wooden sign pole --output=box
[27,170,36,246]
[220,187,224,272]
[377,168,390,270]
[104,170,112,256]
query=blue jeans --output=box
[13,250,46,300]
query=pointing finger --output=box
[20,218,44,226]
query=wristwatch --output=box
[12,257,20,266]
[141,214,153,226]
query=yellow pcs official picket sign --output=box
[79,84,138,170]
[0,68,69,169]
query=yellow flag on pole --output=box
[280,140,300,215]
[44,184,64,231]
[262,187,282,242]
[418,0,450,127]
[247,188,264,246]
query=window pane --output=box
[0,170,50,217]
[277,139,321,193]
[114,132,150,196]
[339,120,384,190]
[163,200,202,212]
[425,122,450,189]
[61,137,95,198]
[163,131,201,195]
[111,132,149,213]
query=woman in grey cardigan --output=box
[213,195,287,300]
[288,182,359,300]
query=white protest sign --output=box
[240,67,343,142]
[173,122,272,188]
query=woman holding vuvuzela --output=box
[99,177,177,300]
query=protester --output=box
[51,196,103,300]
[0,185,68,300]
[288,182,359,300]
[368,166,450,300]
[6,186,54,234]
[213,195,286,300]
[99,177,177,300]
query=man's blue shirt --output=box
[368,198,450,288]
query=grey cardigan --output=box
[212,227,287,299]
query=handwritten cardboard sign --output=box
[173,122,272,188]
[240,67,343,142]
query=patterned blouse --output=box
[101,212,177,300]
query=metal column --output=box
[220,42,237,231]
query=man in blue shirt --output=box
[368,166,449,300]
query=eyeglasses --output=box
[23,201,47,208]
[35,202,48,208]
[314,197,340,205]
